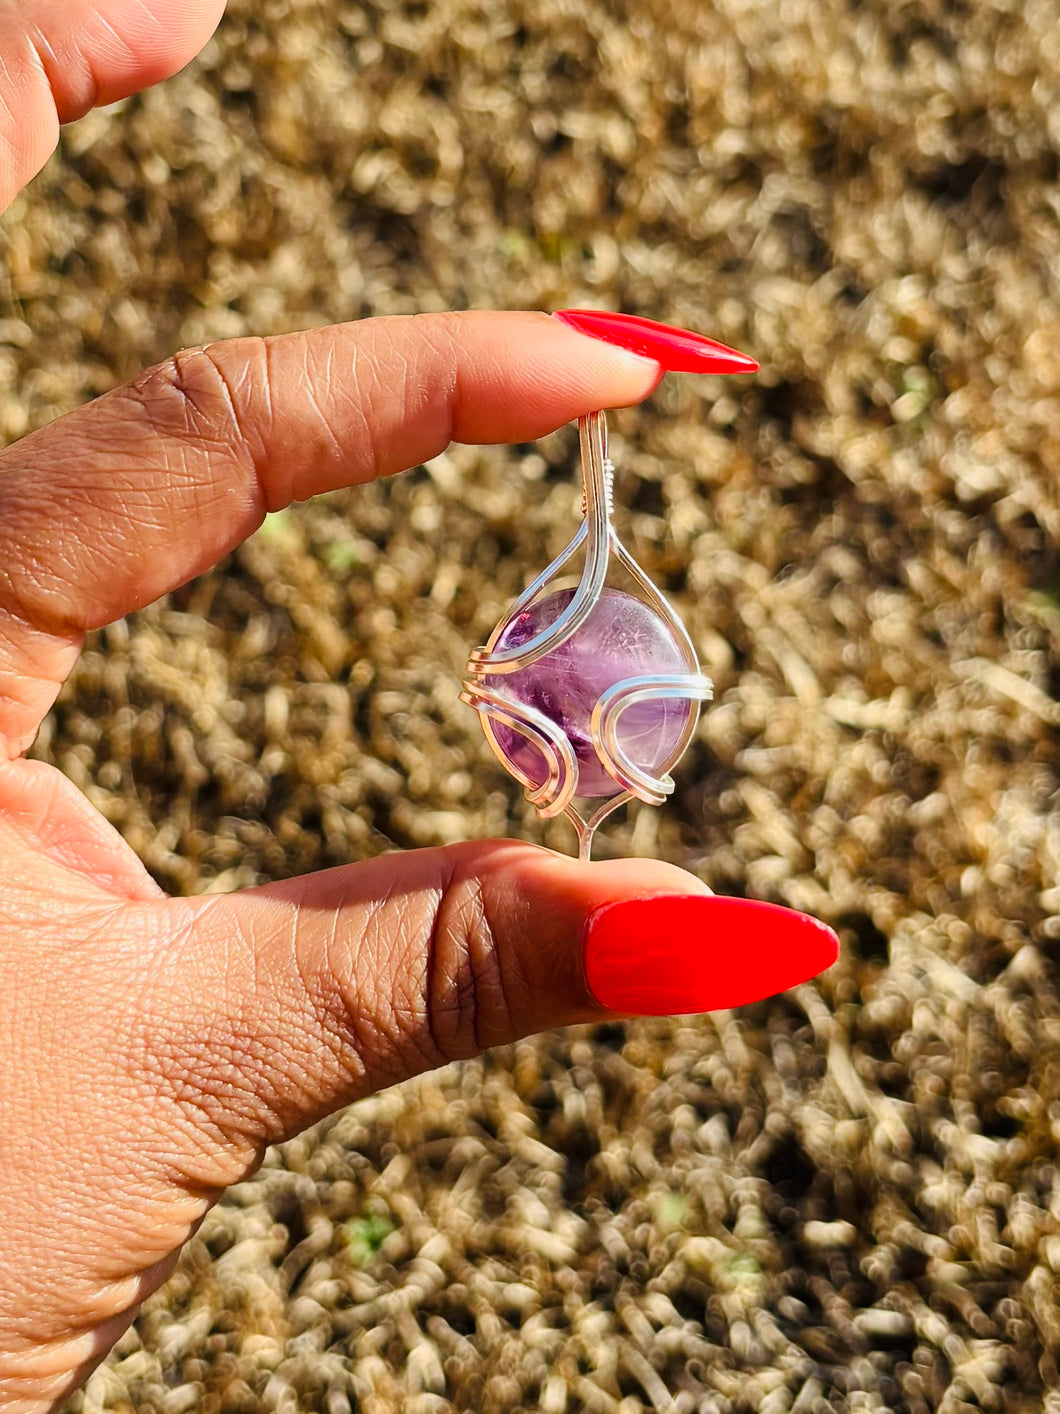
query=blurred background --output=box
[3,0,1059,1408]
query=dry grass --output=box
[2,0,1058,1408]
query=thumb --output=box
[138,842,838,1168]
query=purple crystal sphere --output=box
[485,587,694,799]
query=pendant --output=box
[461,408,715,860]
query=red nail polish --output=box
[583,894,838,1015]
[554,309,759,375]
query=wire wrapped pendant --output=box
[461,410,713,860]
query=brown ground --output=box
[3,0,1059,1408]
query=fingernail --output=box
[583,895,838,1015]
[554,309,759,375]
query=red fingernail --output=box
[583,895,838,1015]
[554,309,759,375]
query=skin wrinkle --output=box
[1,446,226,654]
[408,314,462,451]
[375,887,453,1081]
[471,874,516,1053]
[25,21,98,124]
[225,333,348,511]
[0,1280,157,1407]
[151,1033,278,1168]
[15,501,167,627]
[320,339,336,406]
[1,0,223,124]
[0,38,54,194]
[353,891,434,1081]
[299,903,360,1079]
[0,664,76,759]
[421,848,457,1063]
[161,347,258,461]
[387,342,414,439]
[0,505,78,632]
[342,889,395,1057]
[424,856,459,1064]
[0,663,62,719]
[464,874,510,1054]
[164,913,293,1145]
[119,348,270,561]
[192,345,262,470]
[0,798,145,901]
[110,0,160,38]
[2,1062,176,1321]
[258,337,282,502]
[1,1358,92,1410]
[280,904,346,1124]
[342,332,391,488]
[437,874,487,1058]
[300,348,345,468]
[143,1076,264,1191]
[142,896,347,1152]
[22,27,56,85]
[88,8,136,67]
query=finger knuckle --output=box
[425,868,514,1063]
[121,343,263,466]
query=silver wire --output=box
[462,410,712,858]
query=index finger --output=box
[0,310,661,756]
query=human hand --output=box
[0,6,839,1410]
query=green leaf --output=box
[341,1213,395,1264]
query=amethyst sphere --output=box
[484,587,695,798]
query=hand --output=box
[0,6,838,1410]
